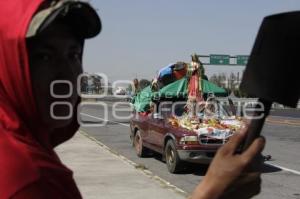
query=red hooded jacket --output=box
[0,1,82,198]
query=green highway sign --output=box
[197,54,249,66]
[236,55,249,65]
[210,54,230,65]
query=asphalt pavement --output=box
[78,101,300,199]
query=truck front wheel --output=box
[165,140,182,173]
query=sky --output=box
[83,0,300,82]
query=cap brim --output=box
[27,1,101,39]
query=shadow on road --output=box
[145,151,209,176]
[177,163,209,176]
[145,151,281,175]
[261,163,282,173]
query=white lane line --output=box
[80,112,130,127]
[265,163,300,175]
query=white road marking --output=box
[265,163,300,176]
[80,112,130,127]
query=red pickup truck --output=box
[130,101,235,173]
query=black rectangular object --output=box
[240,11,300,107]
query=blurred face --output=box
[27,21,84,129]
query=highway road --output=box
[79,100,300,199]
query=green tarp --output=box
[132,86,152,112]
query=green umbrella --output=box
[132,78,227,112]
[158,77,227,98]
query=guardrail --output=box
[81,94,132,102]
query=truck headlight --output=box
[179,136,198,145]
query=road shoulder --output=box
[56,131,187,199]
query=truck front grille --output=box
[199,135,228,145]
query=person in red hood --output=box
[0,0,265,199]
[0,0,100,198]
